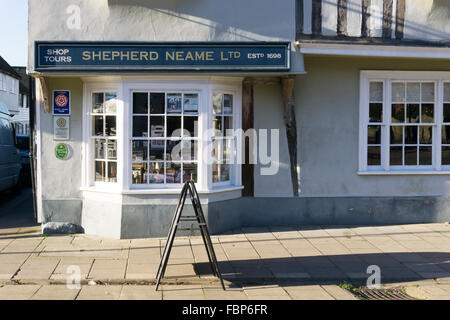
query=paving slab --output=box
[76,285,123,300]
[31,285,80,300]
[283,285,334,300]
[0,285,41,300]
[119,285,162,300]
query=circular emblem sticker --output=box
[56,117,67,128]
[55,94,68,107]
[55,143,69,160]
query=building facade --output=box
[29,0,450,239]
[0,56,20,116]
[12,67,31,136]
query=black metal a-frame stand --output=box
[155,180,225,291]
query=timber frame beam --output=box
[281,76,299,197]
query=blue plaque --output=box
[53,90,71,115]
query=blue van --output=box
[0,102,21,194]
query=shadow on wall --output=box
[106,0,292,41]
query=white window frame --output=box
[359,71,450,175]
[82,81,124,191]
[82,76,243,194]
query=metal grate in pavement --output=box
[357,287,417,300]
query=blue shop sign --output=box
[53,90,71,115]
[35,42,290,71]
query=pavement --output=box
[0,189,449,300]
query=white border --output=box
[359,70,450,175]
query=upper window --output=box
[91,92,118,183]
[360,72,450,173]
[131,91,199,186]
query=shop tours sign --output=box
[35,42,290,71]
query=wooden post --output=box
[242,80,254,197]
[282,77,299,197]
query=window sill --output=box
[81,185,244,195]
[358,170,450,176]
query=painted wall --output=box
[296,55,450,197]
[39,77,83,223]
[253,83,293,197]
[28,0,296,71]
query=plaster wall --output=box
[296,55,450,197]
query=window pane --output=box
[95,139,106,159]
[95,161,106,182]
[107,140,117,160]
[369,82,383,101]
[224,116,233,135]
[108,162,117,183]
[132,163,147,184]
[221,164,231,181]
[184,116,198,137]
[93,93,104,113]
[368,125,381,145]
[166,162,182,184]
[182,140,197,161]
[183,94,199,114]
[390,146,402,165]
[406,104,419,123]
[421,83,435,102]
[148,162,165,184]
[390,126,403,144]
[421,104,434,123]
[166,140,181,161]
[133,93,148,114]
[224,94,233,115]
[105,116,116,136]
[442,126,450,144]
[183,163,198,183]
[405,146,417,165]
[132,140,148,162]
[419,126,432,144]
[167,93,182,114]
[419,147,432,165]
[406,82,420,102]
[93,116,104,136]
[167,116,182,137]
[445,83,450,102]
[149,140,164,161]
[105,93,117,114]
[212,163,220,183]
[150,93,165,114]
[442,146,450,165]
[213,116,222,136]
[133,116,148,137]
[391,104,405,123]
[405,126,418,144]
[150,116,165,137]
[223,138,234,162]
[367,146,381,166]
[369,103,382,123]
[392,82,405,102]
[213,93,222,114]
[444,104,450,122]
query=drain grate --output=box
[357,287,417,300]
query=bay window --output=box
[83,78,242,192]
